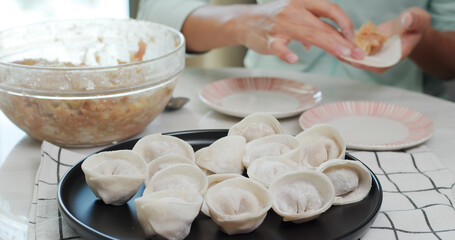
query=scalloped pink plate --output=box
[199,77,322,119]
[299,101,434,151]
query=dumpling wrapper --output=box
[196,135,246,175]
[144,154,196,187]
[201,173,245,217]
[296,124,346,169]
[81,150,146,206]
[317,159,372,205]
[135,190,203,240]
[343,35,401,68]
[243,134,301,168]
[143,164,208,196]
[247,156,299,188]
[228,113,283,142]
[205,177,272,235]
[269,170,335,223]
[132,133,195,163]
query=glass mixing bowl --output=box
[0,19,185,147]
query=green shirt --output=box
[138,0,455,97]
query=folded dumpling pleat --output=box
[242,134,301,168]
[135,190,203,240]
[132,133,195,163]
[81,150,146,206]
[296,124,346,169]
[205,178,272,235]
[247,156,299,188]
[201,173,245,217]
[195,136,246,175]
[228,113,282,142]
[143,164,208,196]
[145,154,196,187]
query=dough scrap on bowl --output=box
[247,156,299,188]
[195,135,246,175]
[296,124,346,169]
[135,190,203,240]
[317,159,372,205]
[132,133,195,163]
[201,173,246,217]
[205,177,272,235]
[143,163,208,196]
[228,113,283,142]
[243,134,301,168]
[269,170,335,223]
[81,150,146,206]
[144,154,196,187]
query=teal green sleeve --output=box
[137,0,208,31]
[428,0,455,31]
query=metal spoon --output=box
[164,97,190,111]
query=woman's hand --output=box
[182,0,364,64]
[343,7,431,73]
[234,0,365,63]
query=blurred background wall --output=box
[1,0,454,101]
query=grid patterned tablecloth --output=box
[27,141,455,240]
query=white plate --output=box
[299,101,433,151]
[199,77,322,118]
[343,35,401,68]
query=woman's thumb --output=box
[401,8,431,32]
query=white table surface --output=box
[1,67,455,239]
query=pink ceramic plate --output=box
[199,77,322,118]
[299,101,434,150]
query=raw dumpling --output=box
[269,170,335,223]
[228,113,282,142]
[247,156,299,188]
[195,136,246,175]
[317,159,372,205]
[81,150,146,206]
[296,124,346,168]
[205,177,272,235]
[144,154,196,187]
[135,190,203,240]
[143,164,208,196]
[242,134,301,168]
[132,133,195,163]
[201,173,245,217]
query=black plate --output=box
[58,129,382,240]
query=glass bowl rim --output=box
[0,18,185,71]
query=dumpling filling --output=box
[325,167,359,196]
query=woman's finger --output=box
[284,24,363,59]
[303,0,355,40]
[268,37,299,64]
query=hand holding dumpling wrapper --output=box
[344,22,402,68]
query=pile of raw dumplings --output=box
[81,113,372,239]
